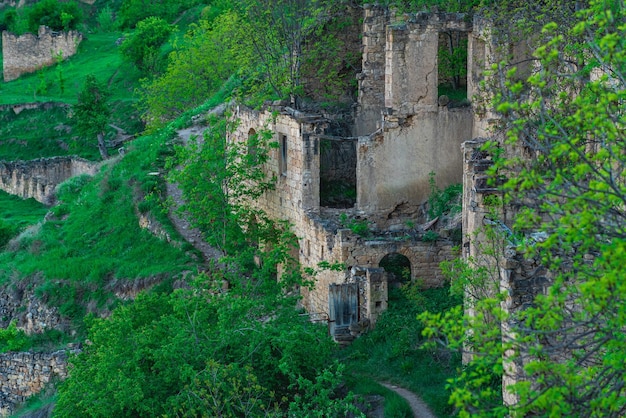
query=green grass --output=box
[0,191,48,231]
[0,130,200,325]
[349,378,414,417]
[341,286,462,417]
[0,32,141,104]
[0,78,240,329]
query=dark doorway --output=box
[379,253,411,286]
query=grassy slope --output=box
[0,32,140,104]
[0,191,48,232]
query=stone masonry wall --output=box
[354,11,474,225]
[354,4,388,136]
[2,26,82,82]
[0,286,68,334]
[0,350,74,417]
[0,156,99,204]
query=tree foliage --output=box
[140,12,247,130]
[54,272,357,416]
[73,75,111,160]
[168,115,279,259]
[116,0,200,29]
[420,1,626,416]
[120,16,173,74]
[0,0,82,34]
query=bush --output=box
[120,16,173,74]
[427,172,462,219]
[96,6,115,32]
[26,0,82,33]
[117,0,199,29]
[0,219,16,249]
[0,321,30,353]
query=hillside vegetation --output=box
[2,0,625,417]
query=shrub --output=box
[117,0,199,29]
[0,321,30,353]
[427,172,462,219]
[120,16,173,74]
[26,0,82,33]
[0,220,16,249]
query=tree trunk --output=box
[97,132,109,160]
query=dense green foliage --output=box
[116,0,200,28]
[55,287,358,417]
[0,0,82,34]
[73,75,111,159]
[420,0,626,416]
[139,12,245,129]
[119,17,174,74]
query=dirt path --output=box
[166,125,223,264]
[379,383,438,418]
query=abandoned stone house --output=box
[231,6,500,340]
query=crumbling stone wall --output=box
[231,106,459,327]
[0,350,74,417]
[2,26,82,82]
[0,286,68,334]
[354,4,388,136]
[354,11,474,225]
[0,156,99,204]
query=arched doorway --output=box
[379,252,411,286]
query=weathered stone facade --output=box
[2,26,82,82]
[354,9,474,225]
[0,350,75,416]
[0,156,99,205]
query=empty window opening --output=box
[248,128,258,164]
[379,253,411,287]
[438,30,469,106]
[280,135,288,176]
[320,138,357,208]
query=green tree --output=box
[420,1,626,416]
[237,0,327,108]
[120,16,173,74]
[26,0,82,32]
[55,278,352,417]
[140,11,247,130]
[117,0,199,29]
[73,75,111,160]
[168,115,277,257]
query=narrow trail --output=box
[166,125,223,264]
[379,383,438,418]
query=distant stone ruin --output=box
[2,25,82,82]
[0,156,99,205]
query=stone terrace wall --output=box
[0,286,67,334]
[2,26,82,82]
[0,350,74,417]
[0,156,99,204]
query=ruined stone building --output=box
[231,6,497,340]
[2,25,82,82]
